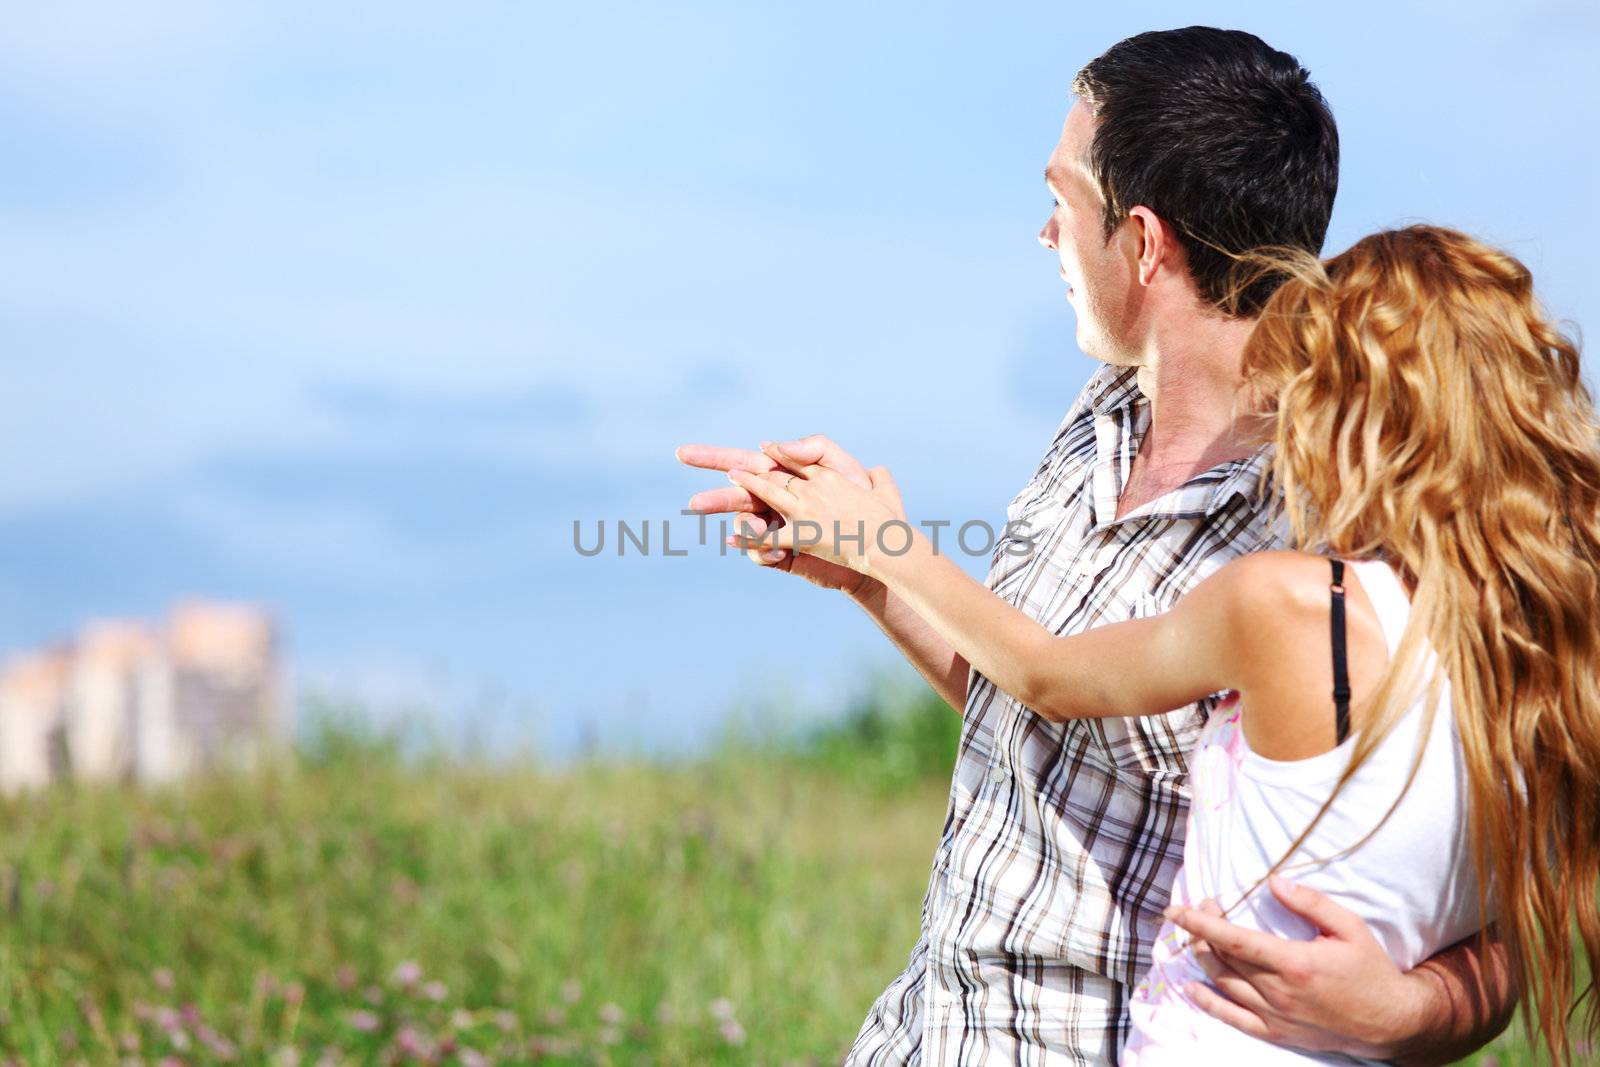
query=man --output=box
[678,27,1512,1064]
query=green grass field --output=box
[0,694,1558,1064]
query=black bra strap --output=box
[1330,558,1352,744]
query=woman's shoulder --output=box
[1209,550,1354,628]
[1177,551,1351,668]
[1209,550,1392,759]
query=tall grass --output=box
[788,678,963,794]
[0,698,949,1065]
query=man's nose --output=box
[1038,217,1057,251]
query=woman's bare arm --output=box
[728,455,1275,722]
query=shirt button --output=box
[988,764,1007,785]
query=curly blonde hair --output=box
[1238,225,1600,1061]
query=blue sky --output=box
[2,1,1596,758]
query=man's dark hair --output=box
[1072,27,1339,315]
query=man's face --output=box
[1039,101,1142,366]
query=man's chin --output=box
[1073,323,1103,362]
[1075,330,1133,371]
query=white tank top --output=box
[1123,557,1482,1065]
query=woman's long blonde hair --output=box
[1238,225,1600,1061]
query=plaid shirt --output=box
[845,364,1284,1065]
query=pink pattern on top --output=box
[1122,690,1247,1059]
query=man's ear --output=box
[1126,206,1172,288]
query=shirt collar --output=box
[1085,364,1144,418]
[1206,445,1276,515]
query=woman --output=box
[729,226,1600,1063]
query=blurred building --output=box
[0,649,70,790]
[0,601,285,793]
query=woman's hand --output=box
[679,435,892,597]
[1165,882,1515,1065]
[726,442,909,576]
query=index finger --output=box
[675,444,779,474]
[687,485,764,515]
[728,469,799,515]
[1164,904,1295,973]
[761,442,828,480]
